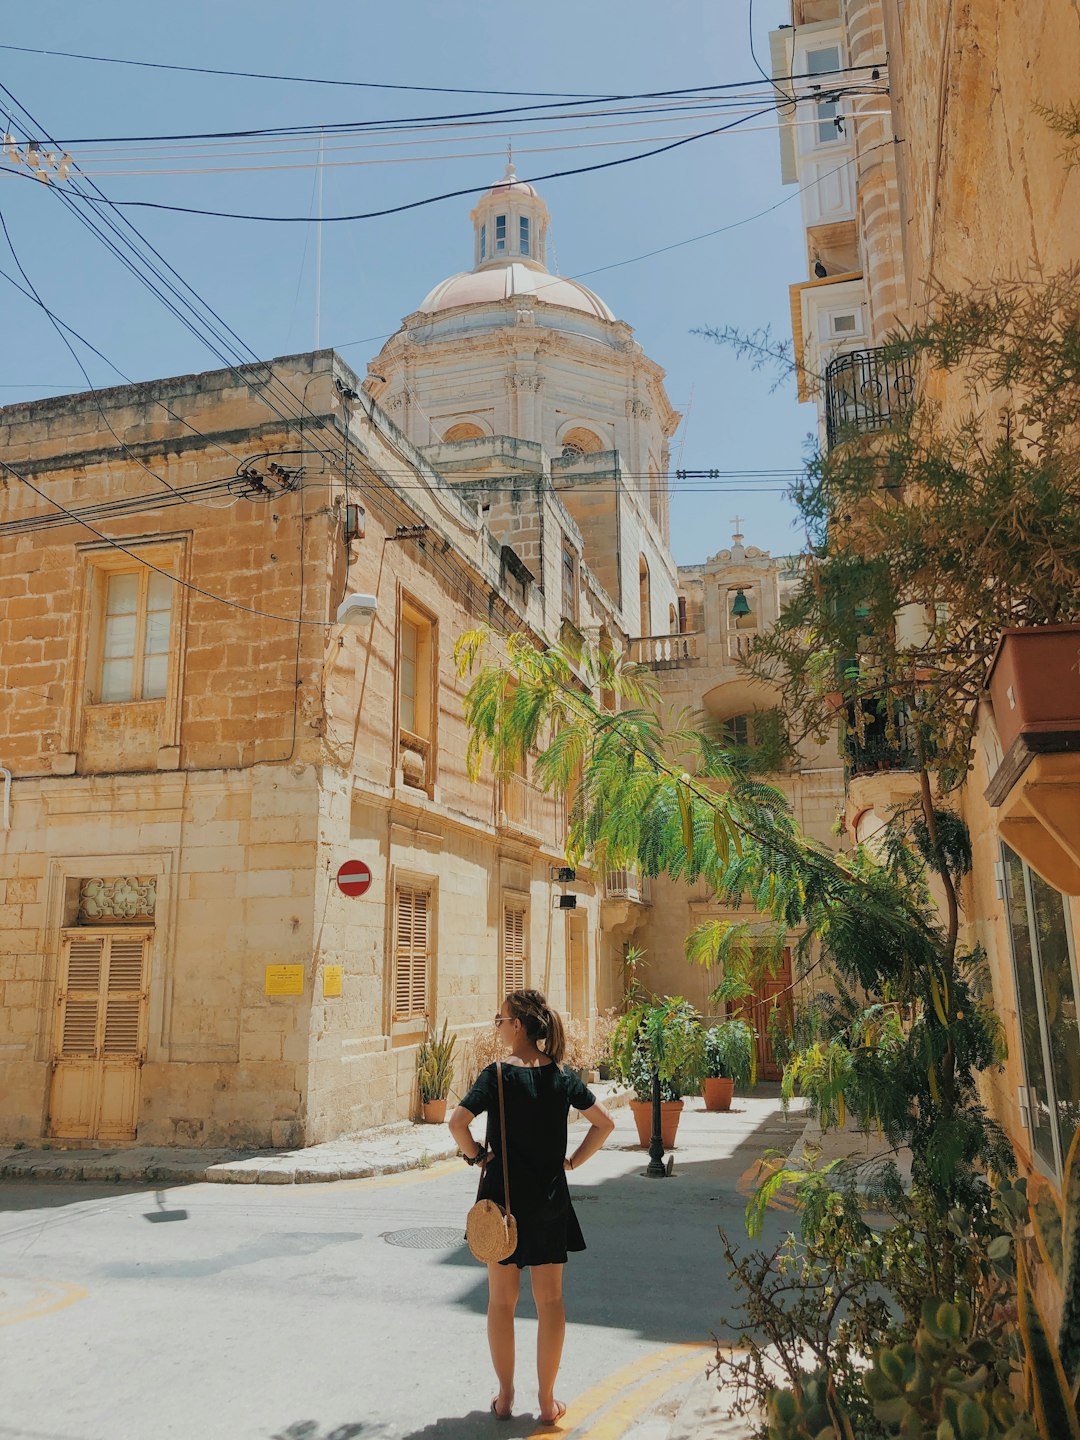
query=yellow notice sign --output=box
[264,964,304,997]
[323,965,343,998]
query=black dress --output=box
[460,1060,597,1268]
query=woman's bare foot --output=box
[536,1398,566,1425]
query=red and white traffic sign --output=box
[336,860,373,898]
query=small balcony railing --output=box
[604,869,652,904]
[824,346,916,450]
[844,731,918,779]
[628,632,702,668]
[727,631,759,662]
[498,773,542,834]
[398,729,431,791]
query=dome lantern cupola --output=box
[471,160,549,272]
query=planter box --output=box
[987,625,1080,755]
[702,1077,735,1112]
[630,1098,684,1149]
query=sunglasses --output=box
[493,1015,514,1026]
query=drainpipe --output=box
[0,766,10,829]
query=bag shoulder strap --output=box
[496,1060,511,1217]
[475,1062,512,1216]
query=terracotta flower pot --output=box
[702,1076,735,1112]
[986,624,1080,754]
[630,1098,684,1149]
[421,1098,447,1124]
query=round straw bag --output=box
[466,1061,518,1264]
[466,1198,518,1264]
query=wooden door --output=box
[48,930,151,1141]
[733,947,793,1082]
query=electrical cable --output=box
[0,43,617,99]
[0,453,334,626]
[32,66,886,146]
[40,106,784,222]
[747,0,798,112]
[0,215,250,511]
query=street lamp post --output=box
[644,1068,667,1177]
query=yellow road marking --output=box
[525,1343,710,1439]
[571,1348,713,1440]
[331,1158,461,1191]
[0,1276,87,1328]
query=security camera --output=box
[336,593,378,627]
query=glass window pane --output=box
[106,573,139,617]
[142,651,169,700]
[480,223,486,260]
[1002,846,1057,1170]
[520,217,530,255]
[103,612,137,660]
[1030,869,1080,1164]
[807,45,840,74]
[100,657,134,704]
[147,571,173,611]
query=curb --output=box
[0,1086,631,1187]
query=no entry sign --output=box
[337,859,373,898]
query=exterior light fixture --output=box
[344,503,365,544]
[336,593,378,628]
[730,589,752,619]
[556,895,578,910]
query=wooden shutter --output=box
[394,886,430,1019]
[59,934,105,1056]
[103,934,148,1056]
[56,932,150,1059]
[502,905,527,994]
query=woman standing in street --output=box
[448,989,616,1426]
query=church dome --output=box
[413,162,617,323]
[418,264,615,320]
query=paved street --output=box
[0,1090,804,1440]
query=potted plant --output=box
[613,996,705,1150]
[701,1018,755,1111]
[416,1020,455,1123]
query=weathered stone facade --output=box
[772,0,1080,1192]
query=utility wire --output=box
[34,106,783,222]
[0,43,615,99]
[32,66,885,146]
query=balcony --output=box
[844,731,918,779]
[604,869,652,904]
[498,773,543,839]
[824,346,916,450]
[629,632,702,669]
[398,729,432,792]
[727,631,760,663]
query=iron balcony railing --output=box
[824,346,916,449]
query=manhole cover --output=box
[381,1226,463,1250]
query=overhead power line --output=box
[12,106,781,222]
[19,66,886,146]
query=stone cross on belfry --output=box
[731,514,745,542]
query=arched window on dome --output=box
[560,427,604,460]
[443,422,486,443]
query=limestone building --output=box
[770,0,1080,1192]
[623,531,845,1078]
[0,169,685,1149]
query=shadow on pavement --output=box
[433,1088,804,1345]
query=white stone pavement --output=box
[0,1081,632,1186]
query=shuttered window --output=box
[56,930,150,1059]
[502,904,527,995]
[393,886,431,1019]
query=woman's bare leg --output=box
[487,1261,520,1415]
[531,1264,566,1421]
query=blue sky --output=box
[1,1,814,564]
